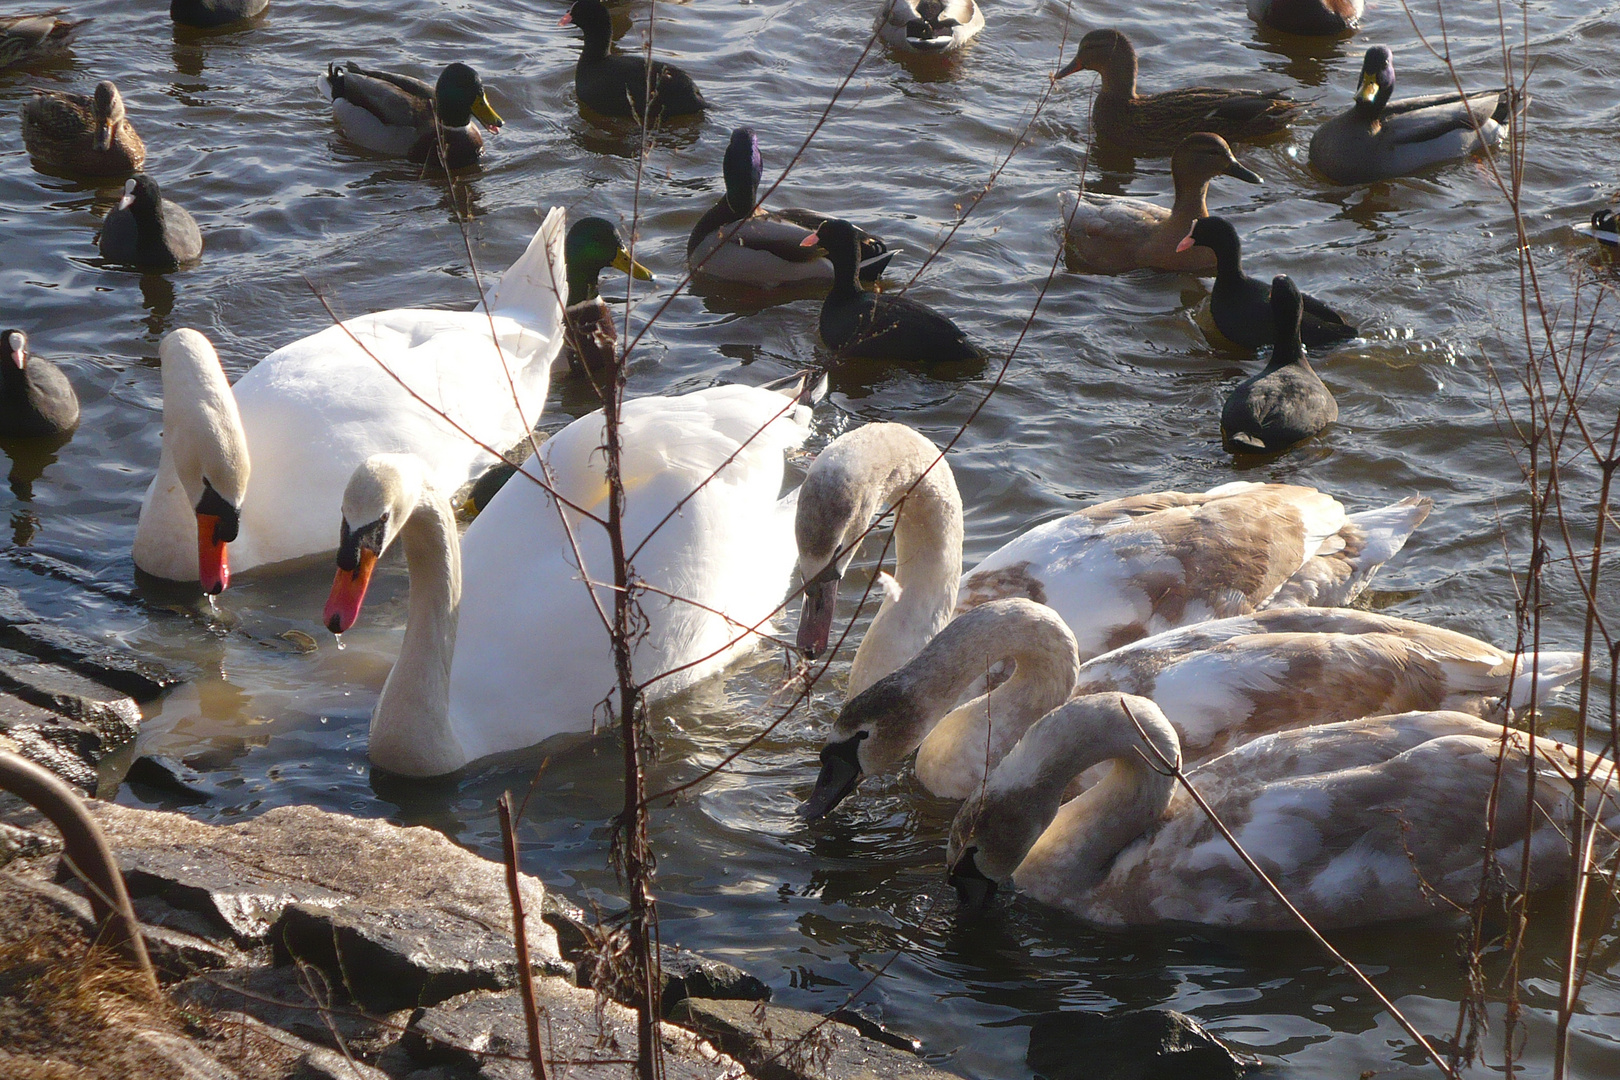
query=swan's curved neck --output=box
[847,455,964,696]
[367,485,465,776]
[1002,697,1177,899]
[912,609,1080,798]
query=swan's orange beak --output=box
[196,513,230,595]
[324,550,377,635]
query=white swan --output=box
[947,696,1620,929]
[802,599,1583,817]
[323,378,819,777]
[133,207,568,591]
[876,0,984,54]
[794,422,1431,697]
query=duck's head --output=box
[565,216,653,305]
[1173,133,1262,188]
[434,62,502,131]
[722,127,763,216]
[91,81,126,152]
[798,217,860,264]
[4,329,28,374]
[558,0,611,38]
[1175,214,1242,264]
[1055,28,1134,82]
[159,329,249,595]
[1354,45,1395,114]
[324,455,428,634]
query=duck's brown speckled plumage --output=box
[0,10,91,70]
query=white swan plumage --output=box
[947,696,1620,929]
[324,378,819,777]
[793,422,1431,697]
[133,207,568,590]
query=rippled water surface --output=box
[5,0,1620,1076]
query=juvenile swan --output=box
[947,696,1620,928]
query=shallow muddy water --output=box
[3,0,1619,1075]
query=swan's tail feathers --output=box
[1509,651,1587,711]
[1269,495,1432,609]
[487,206,569,336]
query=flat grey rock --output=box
[670,997,952,1080]
[273,900,534,1011]
[406,983,745,1080]
[291,1046,392,1080]
[0,693,102,791]
[0,619,183,701]
[0,819,60,869]
[1026,1008,1261,1080]
[175,966,409,1060]
[0,651,141,744]
[88,802,561,964]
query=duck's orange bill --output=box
[323,550,377,635]
[196,513,230,595]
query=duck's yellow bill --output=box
[472,93,503,131]
[1355,73,1380,106]
[611,249,654,281]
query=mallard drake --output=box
[99,174,203,270]
[1247,0,1363,36]
[321,61,502,170]
[1060,132,1261,275]
[563,215,652,380]
[170,0,268,28]
[689,127,893,288]
[0,330,79,438]
[802,220,985,363]
[876,0,984,55]
[560,0,705,121]
[1575,208,1620,248]
[1177,216,1357,349]
[0,11,91,70]
[1220,276,1338,453]
[1309,46,1520,184]
[1056,29,1300,154]
[20,80,144,176]
[323,376,820,776]
[946,698,1620,927]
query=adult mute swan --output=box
[802,599,1582,818]
[133,207,567,592]
[794,421,1431,696]
[947,696,1620,928]
[323,377,820,777]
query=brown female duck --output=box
[0,10,91,70]
[20,80,144,176]
[1060,132,1261,275]
[1247,0,1363,37]
[1056,29,1299,155]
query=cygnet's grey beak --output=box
[796,575,839,659]
[948,849,998,911]
[798,734,862,820]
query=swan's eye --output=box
[855,730,870,741]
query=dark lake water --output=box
[3,0,1618,1076]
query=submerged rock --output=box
[1026,1008,1261,1080]
[671,997,949,1080]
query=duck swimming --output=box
[561,215,652,380]
[689,127,893,288]
[170,0,268,28]
[1309,45,1520,185]
[1220,276,1338,453]
[1060,132,1261,275]
[324,377,820,777]
[946,697,1620,928]
[876,0,984,55]
[0,11,91,69]
[99,174,203,271]
[794,422,1431,696]
[1246,0,1363,37]
[1178,216,1357,350]
[803,221,984,363]
[560,0,705,121]
[1056,30,1299,155]
[20,80,144,176]
[133,209,567,590]
[0,330,79,438]
[321,61,502,170]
